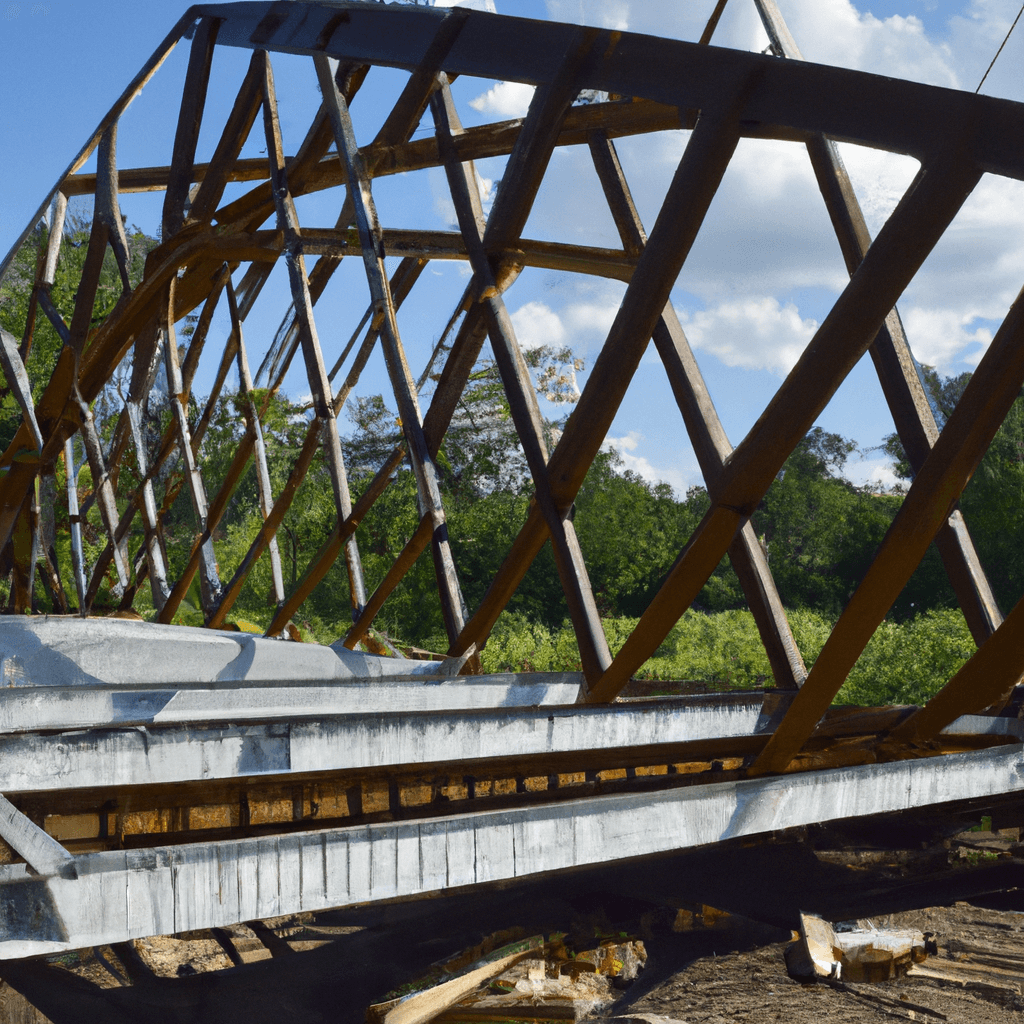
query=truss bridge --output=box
[0,0,1022,977]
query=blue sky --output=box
[1,0,1022,495]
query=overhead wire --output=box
[976,3,1024,93]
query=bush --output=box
[836,608,974,706]
[470,606,974,706]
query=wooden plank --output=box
[60,98,683,200]
[699,0,732,45]
[0,9,195,286]
[345,516,434,650]
[452,100,746,668]
[432,73,612,684]
[372,7,470,151]
[257,259,427,635]
[261,53,368,621]
[8,490,34,615]
[0,331,44,455]
[0,793,75,879]
[197,0,1024,180]
[589,129,805,691]
[208,414,324,628]
[162,278,222,616]
[188,50,265,225]
[74,388,131,593]
[62,439,87,613]
[162,17,220,240]
[317,53,467,644]
[383,949,535,1024]
[126,401,172,612]
[890,593,1024,746]
[755,279,1024,770]
[588,147,983,705]
[758,0,1003,646]
[67,125,127,355]
[7,725,1023,959]
[227,277,285,609]
[266,443,407,638]
[106,270,232,621]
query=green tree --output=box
[881,368,1024,614]
[755,427,900,614]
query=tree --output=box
[880,367,1024,614]
[0,214,157,452]
[755,427,901,614]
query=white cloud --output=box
[679,297,818,376]
[602,431,690,495]
[510,300,566,350]
[563,297,621,338]
[507,291,627,355]
[491,2,1023,393]
[847,455,900,492]
[545,0,630,31]
[900,306,994,369]
[468,81,536,118]
[431,0,496,11]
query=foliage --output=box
[836,609,974,706]
[881,367,1024,613]
[0,214,156,452]
[473,605,972,708]
[0,216,1008,716]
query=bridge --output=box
[0,0,1022,975]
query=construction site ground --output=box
[2,832,1024,1024]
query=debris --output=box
[369,932,647,1024]
[367,944,543,1024]
[785,912,928,983]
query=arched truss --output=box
[0,0,1023,774]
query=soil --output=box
[607,902,1024,1024]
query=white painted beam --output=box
[0,724,1019,960]
[0,619,581,733]
[0,795,76,879]
[0,694,775,793]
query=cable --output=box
[976,2,1024,93]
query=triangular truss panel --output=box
[0,0,1023,774]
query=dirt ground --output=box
[604,902,1024,1024]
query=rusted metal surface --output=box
[0,0,1022,909]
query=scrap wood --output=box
[908,958,1024,996]
[370,947,542,1024]
[787,912,927,983]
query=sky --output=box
[1,0,1023,497]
